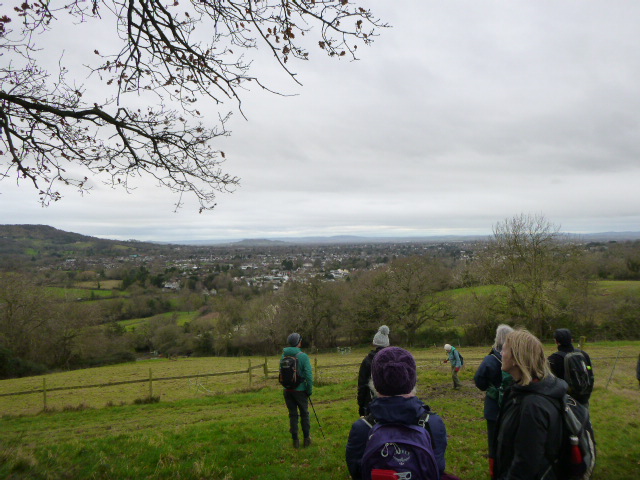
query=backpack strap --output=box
[417,411,436,450]
[491,353,502,364]
[362,413,376,429]
[363,410,435,443]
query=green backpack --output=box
[486,354,513,407]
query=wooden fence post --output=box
[149,368,153,398]
[579,336,586,350]
[43,377,47,411]
[263,358,268,379]
[248,359,252,386]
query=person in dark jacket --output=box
[346,346,448,480]
[492,329,568,480]
[357,325,390,416]
[282,332,314,449]
[474,324,513,454]
[547,328,594,405]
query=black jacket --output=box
[493,375,568,480]
[357,347,384,415]
[474,348,503,422]
[548,344,593,403]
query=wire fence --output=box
[0,351,636,414]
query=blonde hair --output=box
[503,329,551,386]
[493,324,514,353]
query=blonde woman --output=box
[492,329,567,480]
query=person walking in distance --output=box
[443,344,463,389]
[281,332,314,448]
[357,325,390,416]
[474,324,514,455]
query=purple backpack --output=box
[361,414,439,480]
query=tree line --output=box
[1,214,640,378]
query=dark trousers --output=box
[487,419,497,456]
[284,390,310,440]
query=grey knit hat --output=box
[372,325,390,347]
[371,347,417,396]
[287,332,302,347]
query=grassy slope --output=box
[119,311,200,331]
[1,344,638,479]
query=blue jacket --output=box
[474,349,503,421]
[345,395,447,480]
[281,346,313,396]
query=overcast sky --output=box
[3,1,640,242]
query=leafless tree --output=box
[479,214,588,337]
[383,256,453,345]
[1,1,385,210]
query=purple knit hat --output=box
[371,347,417,396]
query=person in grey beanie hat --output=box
[287,332,302,347]
[346,347,449,480]
[357,326,390,416]
[372,325,390,347]
[281,332,313,448]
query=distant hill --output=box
[0,224,164,270]
[174,234,492,246]
[177,232,640,246]
[2,224,640,261]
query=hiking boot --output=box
[303,437,312,448]
[292,438,300,449]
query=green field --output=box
[74,280,123,290]
[593,280,640,296]
[0,343,638,479]
[118,311,200,331]
[45,286,124,300]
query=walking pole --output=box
[605,349,621,390]
[307,395,326,439]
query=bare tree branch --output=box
[1,1,386,210]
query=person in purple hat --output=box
[345,347,449,480]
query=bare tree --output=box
[1,1,385,210]
[383,256,453,345]
[479,214,587,337]
[277,276,339,348]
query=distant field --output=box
[0,342,637,479]
[445,284,507,298]
[45,287,124,300]
[593,280,640,295]
[74,280,123,290]
[118,311,200,331]
[446,280,640,298]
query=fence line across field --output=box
[0,353,632,412]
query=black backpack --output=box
[559,350,594,401]
[542,394,596,480]
[279,352,303,389]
